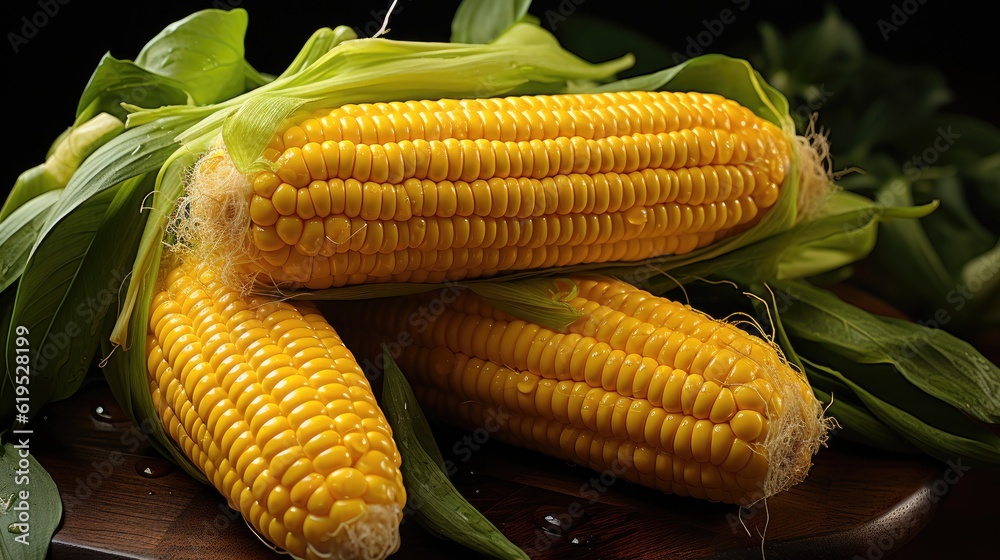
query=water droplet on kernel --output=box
[430,347,455,375]
[516,375,537,394]
[625,207,648,225]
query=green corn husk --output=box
[381,347,529,560]
[0,0,903,479]
[5,1,992,558]
[102,11,833,485]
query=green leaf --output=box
[2,167,49,223]
[775,278,1000,424]
[167,20,633,152]
[783,6,864,90]
[44,126,73,159]
[662,191,934,285]
[134,9,251,105]
[869,179,956,311]
[74,55,191,123]
[776,219,876,280]
[34,118,186,264]
[912,176,995,276]
[103,155,204,482]
[1,113,124,222]
[960,242,1000,304]
[0,444,62,560]
[467,277,581,332]
[795,349,1000,468]
[112,149,199,349]
[242,60,272,90]
[594,54,790,127]
[221,95,307,173]
[792,332,917,453]
[6,172,154,421]
[0,289,16,427]
[381,350,529,559]
[775,190,881,280]
[451,0,532,44]
[379,344,446,471]
[806,384,917,453]
[275,26,358,80]
[0,191,62,294]
[4,185,118,417]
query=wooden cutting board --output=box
[36,380,948,560]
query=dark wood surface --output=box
[32,379,967,560]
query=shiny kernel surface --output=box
[334,274,824,506]
[145,259,405,559]
[235,91,790,288]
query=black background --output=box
[1,0,996,196]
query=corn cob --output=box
[145,259,406,560]
[189,91,791,288]
[330,276,827,505]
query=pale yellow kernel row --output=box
[250,197,759,263]
[250,164,771,226]
[265,128,781,187]
[276,90,765,149]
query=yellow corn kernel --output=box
[194,91,791,289]
[145,258,405,560]
[331,275,826,505]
